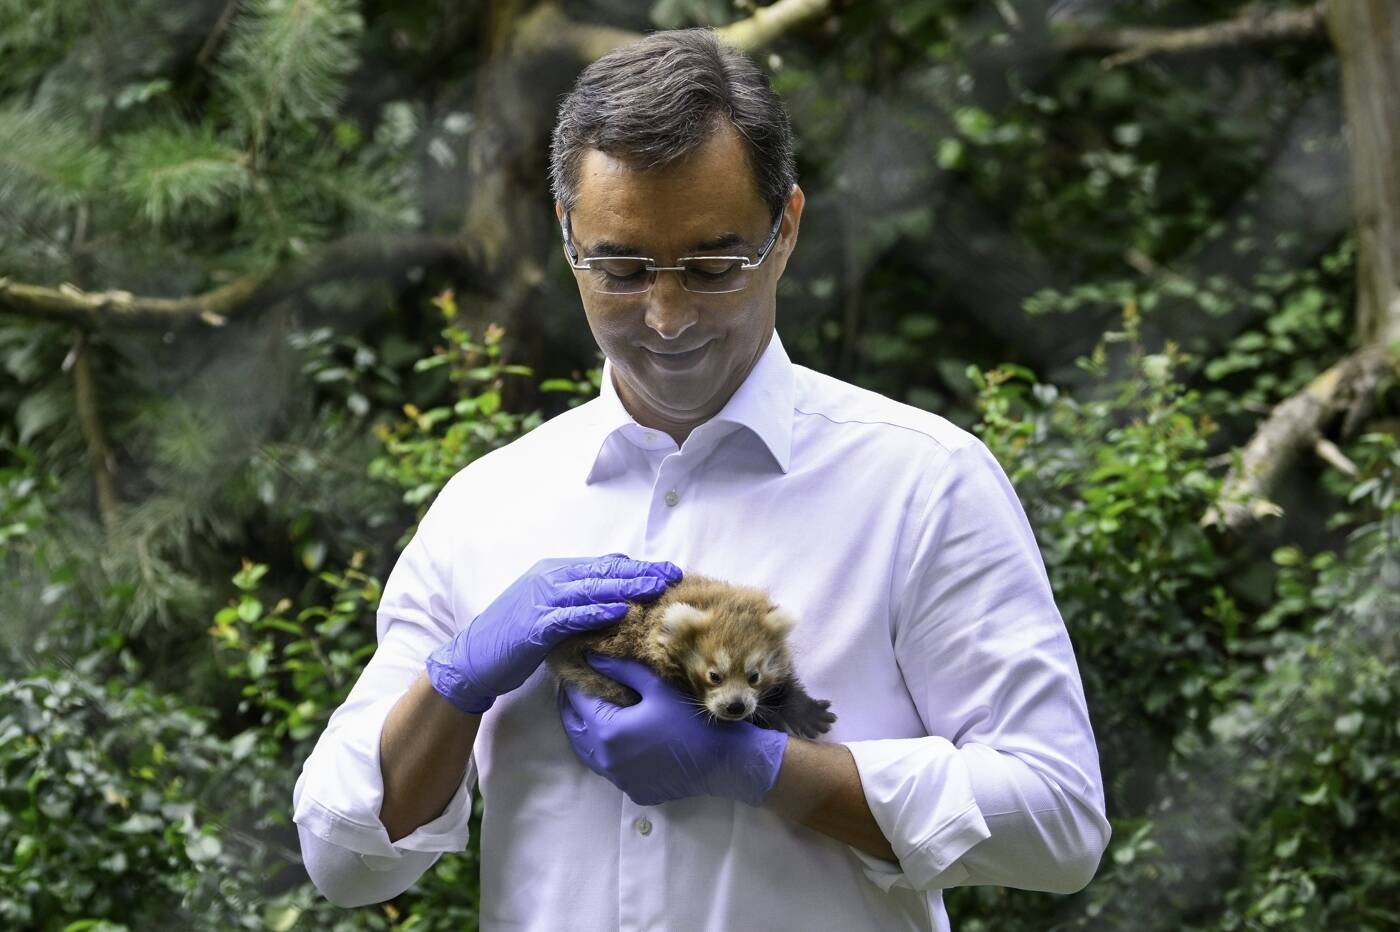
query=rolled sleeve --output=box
[292,692,476,863]
[846,737,990,891]
[292,473,476,903]
[852,439,1110,894]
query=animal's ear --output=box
[763,606,797,637]
[657,602,709,646]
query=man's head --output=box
[550,29,804,442]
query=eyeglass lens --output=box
[586,257,748,294]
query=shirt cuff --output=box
[846,737,991,891]
[292,693,476,870]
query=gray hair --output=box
[549,28,796,221]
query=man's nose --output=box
[644,269,699,341]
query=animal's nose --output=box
[725,701,745,717]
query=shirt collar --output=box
[584,330,795,483]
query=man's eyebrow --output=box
[586,239,644,257]
[685,232,748,254]
[584,232,751,258]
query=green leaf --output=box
[265,905,303,932]
[1334,711,1363,736]
[184,833,223,863]
[237,597,263,623]
[115,813,164,834]
[16,382,69,444]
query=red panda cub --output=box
[547,573,835,738]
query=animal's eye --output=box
[747,672,760,686]
[707,670,721,685]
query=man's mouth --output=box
[643,341,712,368]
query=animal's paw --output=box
[784,697,837,739]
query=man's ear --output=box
[771,183,805,280]
[554,200,565,224]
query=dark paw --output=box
[785,698,837,739]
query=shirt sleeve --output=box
[291,474,477,907]
[844,438,1111,895]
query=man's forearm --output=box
[378,671,481,843]
[764,738,897,863]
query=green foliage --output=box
[112,122,252,229]
[210,555,379,761]
[0,669,283,930]
[217,0,365,154]
[1209,436,1400,929]
[951,327,1400,931]
[368,292,544,514]
[971,304,1232,759]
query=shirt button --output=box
[664,489,679,507]
[635,817,652,836]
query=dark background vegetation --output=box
[1,1,1397,929]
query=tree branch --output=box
[1054,1,1327,68]
[718,0,833,50]
[0,234,473,333]
[1203,346,1396,534]
[513,0,835,59]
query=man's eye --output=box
[591,260,648,280]
[684,259,741,280]
[707,670,721,685]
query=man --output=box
[294,28,1109,931]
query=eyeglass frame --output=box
[559,199,788,295]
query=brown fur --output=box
[548,573,835,737]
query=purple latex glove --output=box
[558,653,789,807]
[428,554,682,715]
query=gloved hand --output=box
[558,653,789,807]
[427,554,682,715]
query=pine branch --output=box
[216,0,364,152]
[0,233,473,332]
[112,122,252,228]
[1053,1,1327,68]
[0,107,106,224]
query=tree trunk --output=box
[1327,0,1400,348]
[1209,1,1400,532]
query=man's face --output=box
[557,123,803,440]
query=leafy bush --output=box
[970,303,1235,789]
[0,668,283,930]
[949,319,1399,930]
[1209,435,1400,929]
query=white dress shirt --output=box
[293,329,1110,931]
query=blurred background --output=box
[1,0,1396,929]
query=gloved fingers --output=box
[538,602,632,638]
[557,683,588,737]
[554,574,669,606]
[583,652,666,698]
[557,687,610,776]
[549,556,682,586]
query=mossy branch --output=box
[0,233,473,332]
[513,0,834,59]
[1054,1,1327,68]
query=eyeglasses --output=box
[561,204,786,295]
